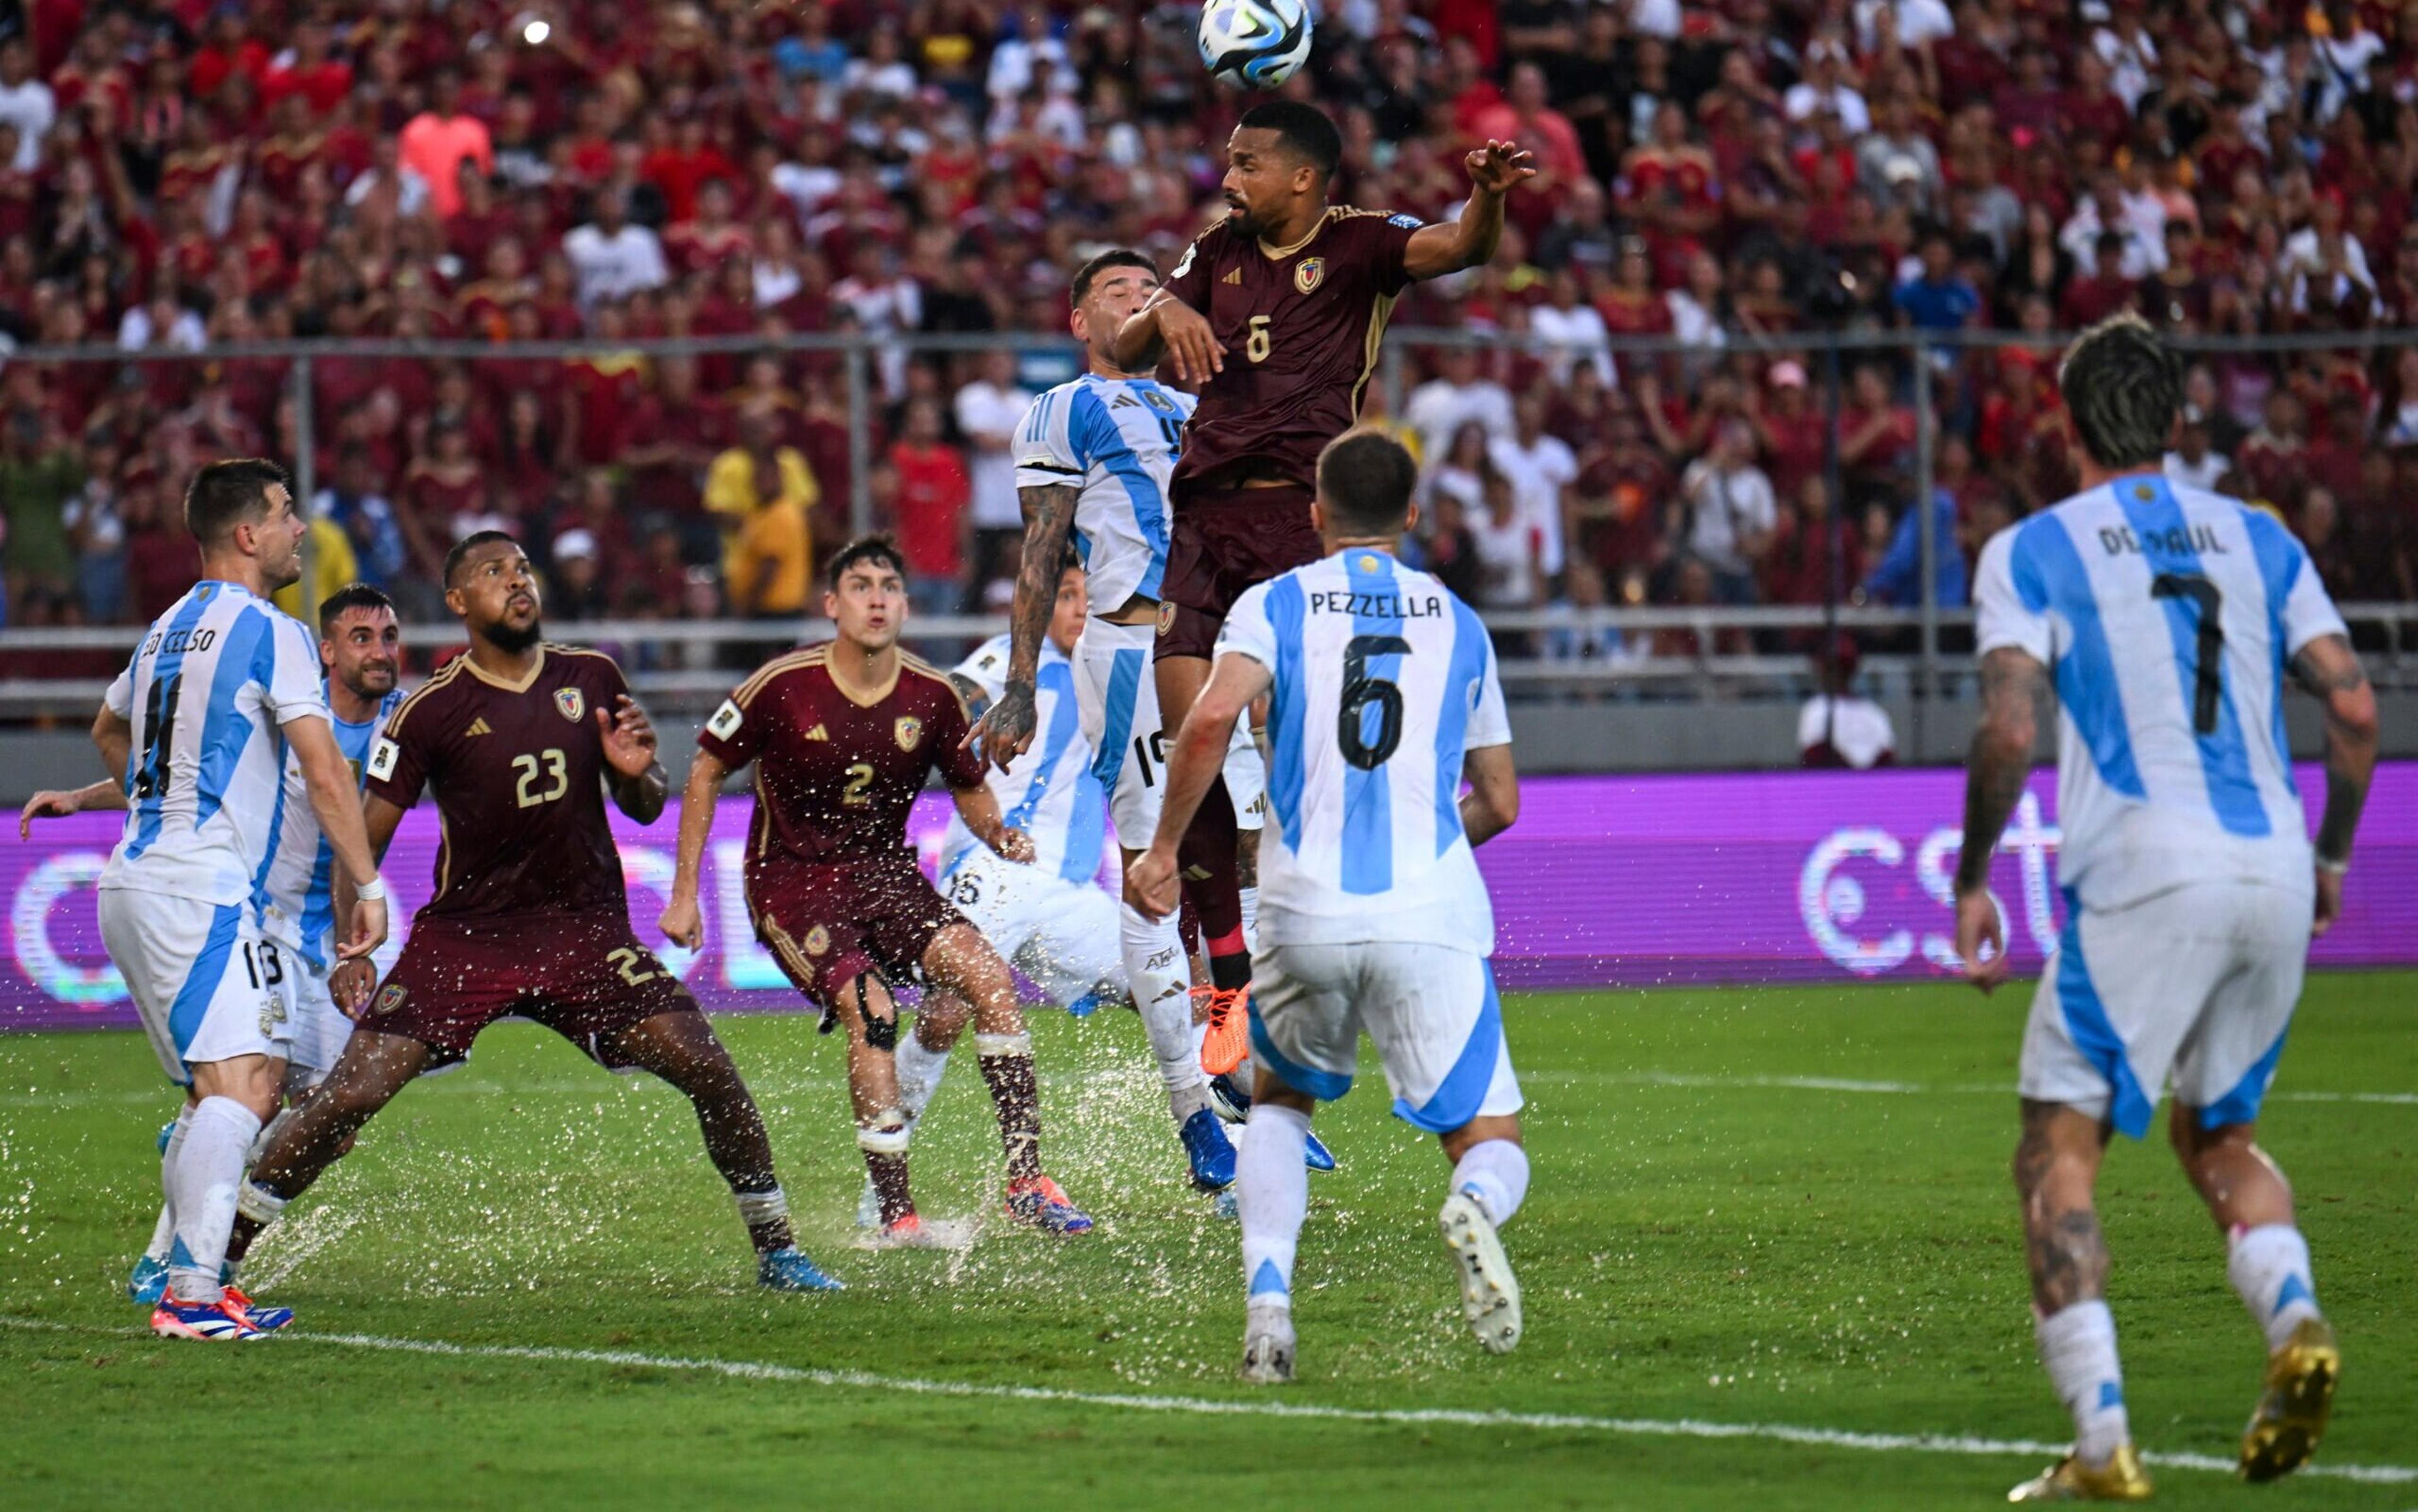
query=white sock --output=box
[2228,1224,2322,1352]
[1123,902,1205,1120]
[1237,884,1259,952]
[247,1105,297,1168]
[167,1096,261,1304]
[894,1032,951,1135]
[1450,1139,1530,1227]
[145,1105,196,1265]
[2036,1300,2130,1465]
[1237,1103,1311,1308]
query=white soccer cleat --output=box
[1240,1300,1296,1385]
[1438,1190,1521,1355]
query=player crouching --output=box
[1131,431,1527,1382]
[661,537,1091,1248]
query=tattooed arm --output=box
[962,480,1079,772]
[1953,646,2052,991]
[2290,632,2378,935]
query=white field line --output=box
[0,1316,2410,1486]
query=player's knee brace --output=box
[974,1031,1032,1059]
[236,1180,287,1226]
[852,972,900,1050]
[732,1186,790,1225]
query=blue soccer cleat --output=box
[127,1254,168,1305]
[758,1246,845,1292]
[1302,1128,1337,1173]
[1180,1106,1238,1191]
[149,1295,261,1341]
[221,1283,293,1332]
[1004,1175,1093,1234]
[1211,1072,1339,1172]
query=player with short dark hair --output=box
[1109,101,1535,1067]
[183,457,295,545]
[237,533,842,1293]
[660,536,1094,1248]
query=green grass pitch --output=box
[3,974,2412,1509]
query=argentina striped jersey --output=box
[1013,373,1197,613]
[939,633,1108,885]
[261,685,404,970]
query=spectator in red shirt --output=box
[2060,232,2142,329]
[885,395,971,614]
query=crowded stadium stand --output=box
[0,0,2411,739]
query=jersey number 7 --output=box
[1339,634,1410,770]
[2149,573,2223,736]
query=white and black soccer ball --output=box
[1198,0,1314,91]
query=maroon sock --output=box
[975,1033,1043,1185]
[1179,778,1250,991]
[858,1122,914,1226]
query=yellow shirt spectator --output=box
[731,497,814,616]
[272,515,360,626]
[704,439,819,588]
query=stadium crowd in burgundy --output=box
[0,0,2412,665]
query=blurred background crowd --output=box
[0,0,2412,667]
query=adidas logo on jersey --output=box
[1222,268,1243,285]
[465,717,493,737]
[805,724,829,741]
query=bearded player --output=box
[236,531,841,1293]
[1110,100,1534,1072]
[659,537,1093,1248]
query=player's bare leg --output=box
[230,1030,433,1269]
[2171,1105,2336,1481]
[921,923,1091,1233]
[600,1009,836,1290]
[848,990,968,1229]
[2007,1099,2151,1501]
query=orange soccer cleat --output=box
[1198,984,1252,1076]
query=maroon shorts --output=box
[749,859,964,1024]
[1157,484,1323,660]
[365,912,699,1067]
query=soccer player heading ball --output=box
[1107,100,1533,1071]
[1954,314,2377,1498]
[661,538,1093,1248]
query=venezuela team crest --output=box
[894,715,922,751]
[555,686,586,722]
[1295,256,1324,293]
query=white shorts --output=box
[1076,617,1267,850]
[1250,941,1523,1132]
[281,956,356,1086]
[99,889,295,1085]
[939,847,1125,1010]
[2019,878,2310,1139]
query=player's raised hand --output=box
[659,893,705,952]
[598,695,659,778]
[1124,846,1182,921]
[965,685,1038,773]
[1465,139,1538,196]
[1953,887,2008,993]
[2313,866,2345,937]
[1154,297,1225,384]
[331,956,376,1019]
[16,788,84,838]
[994,826,1035,865]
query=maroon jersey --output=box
[366,644,635,922]
[1162,207,1422,500]
[696,644,985,882]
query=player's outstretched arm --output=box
[1128,651,1272,920]
[1951,647,2050,991]
[294,715,390,965]
[2291,632,2378,935]
[966,482,1080,772]
[598,695,670,824]
[1115,290,1223,384]
[1403,140,1538,281]
[1459,744,1521,847]
[659,749,729,952]
[16,776,126,838]
[951,782,1034,866]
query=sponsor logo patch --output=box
[707,698,744,740]
[373,983,407,1016]
[1387,213,1422,230]
[555,687,586,723]
[804,925,831,957]
[1294,257,1325,294]
[894,715,922,751]
[1171,242,1198,280]
[366,737,400,782]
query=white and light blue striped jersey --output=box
[261,685,403,970]
[101,581,331,910]
[1218,550,1512,953]
[939,633,1108,885]
[1013,373,1196,614]
[1973,475,2347,911]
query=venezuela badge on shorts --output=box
[894,715,922,752]
[1156,600,1178,637]
[804,925,831,957]
[555,686,586,722]
[1295,256,1324,294]
[373,983,407,1016]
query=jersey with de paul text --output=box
[363,645,635,922]
[697,647,986,889]
[1161,207,1421,499]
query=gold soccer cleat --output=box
[2006,1443,2153,1503]
[2240,1317,2340,1482]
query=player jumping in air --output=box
[52,460,390,1339]
[237,531,841,1293]
[1955,315,2378,1498]
[1110,100,1534,1077]
[27,582,409,1312]
[1131,431,1528,1384]
[659,537,1093,1248]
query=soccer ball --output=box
[1198,0,1314,91]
